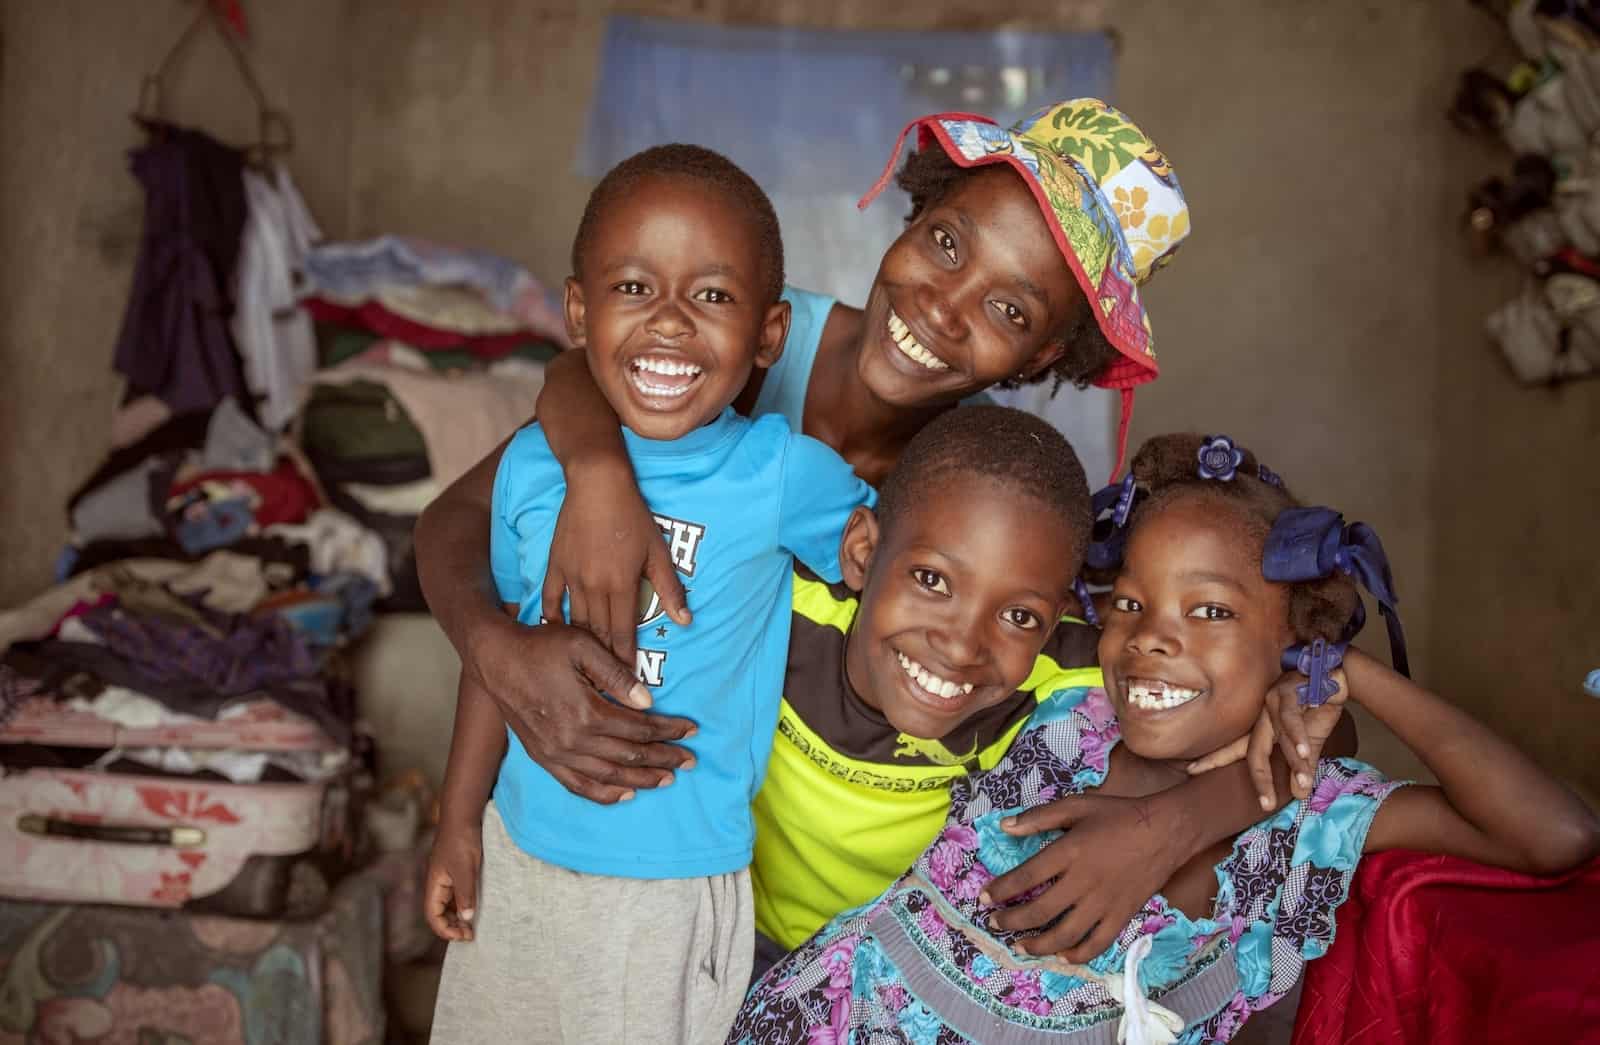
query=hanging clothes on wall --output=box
[233,163,321,430]
[111,120,252,416]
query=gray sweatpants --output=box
[429,803,753,1045]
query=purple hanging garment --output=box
[112,120,252,414]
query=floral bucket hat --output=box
[859,99,1191,479]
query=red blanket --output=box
[1292,849,1600,1044]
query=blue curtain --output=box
[581,16,1118,479]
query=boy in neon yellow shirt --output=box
[751,408,1348,965]
[752,405,1100,952]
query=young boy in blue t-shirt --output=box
[424,146,873,1043]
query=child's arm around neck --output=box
[1352,649,1600,874]
[535,348,692,648]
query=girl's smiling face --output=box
[1098,493,1295,764]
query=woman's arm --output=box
[534,349,689,658]
[414,441,517,671]
[984,669,1356,960]
[413,437,696,805]
[1353,649,1600,874]
[984,745,1298,960]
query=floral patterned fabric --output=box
[729,687,1405,1045]
[859,99,1192,479]
[0,844,430,1045]
[861,101,1188,395]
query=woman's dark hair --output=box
[1116,434,1359,643]
[896,146,1121,394]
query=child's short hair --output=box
[571,144,785,303]
[895,147,1119,393]
[876,405,1092,581]
[1117,433,1359,643]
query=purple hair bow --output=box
[1264,506,1410,704]
[1085,474,1140,572]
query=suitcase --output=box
[0,857,398,1045]
[0,695,354,917]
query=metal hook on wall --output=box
[133,1,294,166]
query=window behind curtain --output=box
[581,16,1117,480]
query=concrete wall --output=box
[341,0,1107,290]
[3,1,1595,794]
[1111,2,1597,797]
[0,1,353,606]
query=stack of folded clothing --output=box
[66,395,390,607]
[302,235,567,371]
[294,236,563,610]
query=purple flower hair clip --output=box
[1197,435,1245,482]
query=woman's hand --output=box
[1186,669,1349,807]
[541,457,690,665]
[468,616,697,804]
[425,820,484,942]
[981,791,1190,962]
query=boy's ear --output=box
[839,505,880,593]
[563,276,588,349]
[754,299,791,370]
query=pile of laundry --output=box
[101,120,564,612]
[295,237,565,610]
[0,116,564,920]
[1455,0,1600,384]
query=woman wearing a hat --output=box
[414,99,1222,965]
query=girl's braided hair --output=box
[1113,434,1360,644]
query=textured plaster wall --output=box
[1110,2,1597,797]
[0,0,353,605]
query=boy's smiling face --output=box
[565,173,788,440]
[1098,494,1294,763]
[841,477,1081,740]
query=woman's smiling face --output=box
[856,165,1082,407]
[1098,493,1295,764]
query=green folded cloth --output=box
[301,381,428,461]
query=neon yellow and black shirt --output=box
[751,568,1103,949]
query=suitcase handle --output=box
[18,814,206,848]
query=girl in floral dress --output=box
[730,433,1599,1045]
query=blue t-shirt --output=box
[489,407,875,878]
[753,286,835,430]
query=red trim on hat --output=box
[1112,387,1134,483]
[857,112,994,211]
